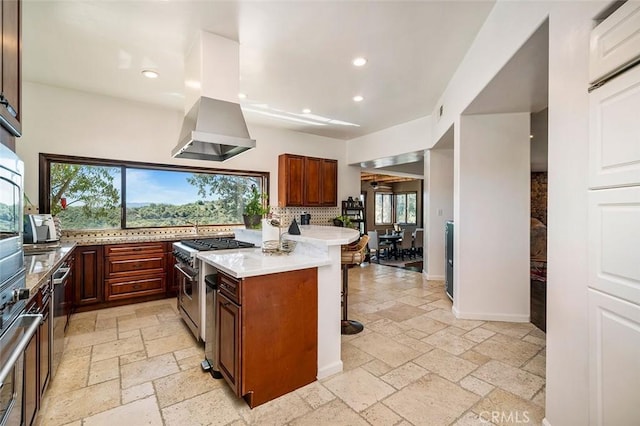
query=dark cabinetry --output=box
[0,0,22,140]
[104,242,166,301]
[73,245,104,308]
[278,154,337,207]
[342,201,365,234]
[217,268,317,408]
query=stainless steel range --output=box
[172,238,254,341]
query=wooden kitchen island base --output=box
[217,267,318,408]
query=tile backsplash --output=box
[269,206,340,227]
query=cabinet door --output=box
[39,302,51,397]
[217,292,241,396]
[0,0,21,137]
[304,157,322,206]
[589,289,640,426]
[23,332,37,426]
[320,159,338,206]
[278,154,304,206]
[589,65,640,189]
[74,245,104,307]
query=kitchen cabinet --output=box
[0,0,22,139]
[64,253,75,328]
[73,245,104,308]
[104,242,166,301]
[278,153,337,207]
[23,330,37,426]
[217,268,317,408]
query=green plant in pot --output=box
[243,185,269,229]
[330,215,353,228]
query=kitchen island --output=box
[199,225,359,381]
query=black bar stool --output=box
[340,235,369,335]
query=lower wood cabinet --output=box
[104,242,166,301]
[23,331,38,426]
[73,245,104,308]
[217,268,318,408]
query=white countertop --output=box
[197,247,331,278]
[235,224,360,247]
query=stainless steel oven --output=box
[174,260,200,340]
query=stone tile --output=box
[428,298,454,310]
[532,386,546,408]
[392,334,434,354]
[413,349,478,382]
[472,360,545,400]
[402,288,436,297]
[381,362,429,389]
[120,353,180,389]
[473,333,541,368]
[382,374,480,425]
[342,342,374,371]
[177,353,204,371]
[83,396,163,426]
[240,390,311,424]
[66,328,118,350]
[443,326,468,336]
[65,316,96,335]
[173,345,203,361]
[118,329,140,340]
[522,334,546,347]
[135,303,177,318]
[140,320,190,341]
[528,327,546,339]
[121,382,155,404]
[162,388,242,426]
[120,350,147,365]
[459,375,495,396]
[454,411,497,425]
[349,332,420,368]
[481,321,535,339]
[39,379,120,425]
[401,313,448,335]
[94,317,117,331]
[404,329,429,340]
[472,388,545,425]
[295,381,336,409]
[396,294,431,307]
[424,309,484,331]
[144,332,196,357]
[324,367,396,412]
[366,318,411,337]
[87,357,119,386]
[523,353,546,378]
[463,327,496,343]
[290,399,369,426]
[459,350,492,366]
[154,366,224,408]
[91,335,145,362]
[47,354,90,397]
[361,359,394,377]
[62,345,92,360]
[118,314,160,332]
[361,402,403,425]
[423,329,476,355]
[376,303,430,322]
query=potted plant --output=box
[243,185,269,229]
[330,215,353,228]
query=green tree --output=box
[187,174,261,220]
[50,163,121,223]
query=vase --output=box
[243,214,263,229]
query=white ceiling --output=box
[22,0,495,140]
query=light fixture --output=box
[370,174,379,190]
[238,93,247,99]
[352,57,367,67]
[530,134,534,139]
[141,69,159,79]
[302,108,311,114]
[353,95,364,102]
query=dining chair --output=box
[399,230,415,260]
[413,229,424,257]
[368,230,389,262]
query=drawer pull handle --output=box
[133,285,142,290]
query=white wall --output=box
[454,112,530,321]
[346,116,431,166]
[17,82,359,209]
[425,148,453,280]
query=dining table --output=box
[379,233,402,260]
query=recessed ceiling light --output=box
[141,69,159,79]
[530,134,534,139]
[352,57,367,67]
[302,108,311,114]
[238,93,247,99]
[353,95,364,102]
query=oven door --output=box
[175,262,200,340]
[0,314,41,426]
[0,157,23,285]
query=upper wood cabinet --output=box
[0,0,22,138]
[278,153,337,207]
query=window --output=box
[374,192,393,225]
[395,192,417,225]
[374,191,417,226]
[42,154,268,231]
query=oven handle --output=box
[0,314,42,388]
[174,264,198,282]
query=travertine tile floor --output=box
[38,264,546,426]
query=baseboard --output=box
[542,418,552,426]
[426,273,444,281]
[453,308,530,322]
[317,360,343,379]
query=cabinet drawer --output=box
[219,272,241,305]
[106,242,166,257]
[105,254,165,278]
[106,275,165,300]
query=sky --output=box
[125,168,207,205]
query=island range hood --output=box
[172,32,255,161]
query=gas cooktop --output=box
[179,238,254,251]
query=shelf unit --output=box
[341,201,366,235]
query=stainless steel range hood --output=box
[172,97,255,161]
[172,32,255,162]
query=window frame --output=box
[374,191,394,225]
[394,191,418,225]
[39,153,269,230]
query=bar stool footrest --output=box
[341,320,364,335]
